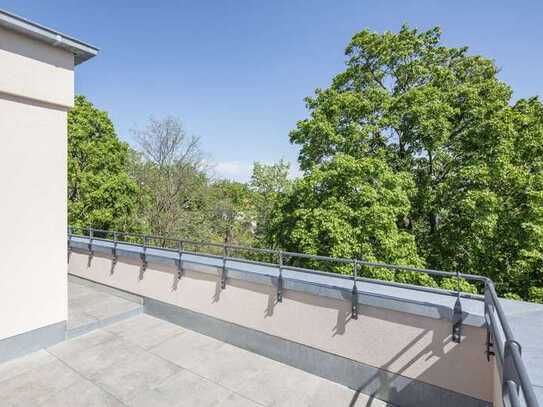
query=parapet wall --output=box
[68,239,494,407]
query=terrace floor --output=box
[0,282,393,406]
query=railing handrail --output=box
[67,226,539,407]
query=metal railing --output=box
[67,226,539,407]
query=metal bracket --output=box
[484,285,495,361]
[352,260,358,320]
[177,240,184,280]
[452,271,463,343]
[112,232,118,265]
[140,236,148,271]
[88,228,94,258]
[277,251,283,302]
[486,330,495,361]
[221,245,227,289]
[452,297,463,343]
[67,227,72,255]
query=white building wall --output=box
[0,26,74,339]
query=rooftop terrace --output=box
[0,280,391,407]
[1,229,541,407]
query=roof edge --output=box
[0,8,99,65]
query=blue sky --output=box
[4,1,543,181]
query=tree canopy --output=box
[279,25,543,299]
[68,96,141,231]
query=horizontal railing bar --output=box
[281,251,354,264]
[356,275,484,301]
[67,229,498,292]
[71,227,486,283]
[177,249,224,261]
[224,244,278,255]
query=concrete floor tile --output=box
[127,369,232,407]
[105,314,186,350]
[50,335,141,378]
[0,350,55,383]
[234,362,322,406]
[39,378,124,407]
[68,290,112,308]
[218,392,263,407]
[0,359,81,406]
[82,296,141,320]
[89,346,181,403]
[104,314,162,335]
[149,330,223,369]
[68,283,94,298]
[48,329,117,362]
[188,342,284,390]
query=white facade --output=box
[0,13,96,340]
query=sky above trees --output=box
[4,0,543,181]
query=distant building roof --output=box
[0,8,98,64]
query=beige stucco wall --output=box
[0,27,73,339]
[0,25,74,108]
[69,252,493,402]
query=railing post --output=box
[141,235,148,271]
[67,227,72,262]
[67,227,72,250]
[112,231,118,265]
[88,227,94,258]
[177,240,184,281]
[484,283,495,361]
[221,244,228,289]
[452,270,463,343]
[277,251,283,302]
[352,259,358,320]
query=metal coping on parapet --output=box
[67,226,540,407]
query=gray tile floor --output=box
[0,314,392,406]
[67,280,142,336]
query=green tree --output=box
[249,160,292,245]
[130,117,210,240]
[268,154,423,277]
[283,25,543,299]
[68,96,141,231]
[210,180,255,245]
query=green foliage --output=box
[278,25,543,300]
[250,160,292,245]
[504,293,522,301]
[68,96,141,231]
[439,278,478,294]
[209,180,255,245]
[268,154,423,273]
[529,287,543,304]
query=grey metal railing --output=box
[67,226,539,407]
